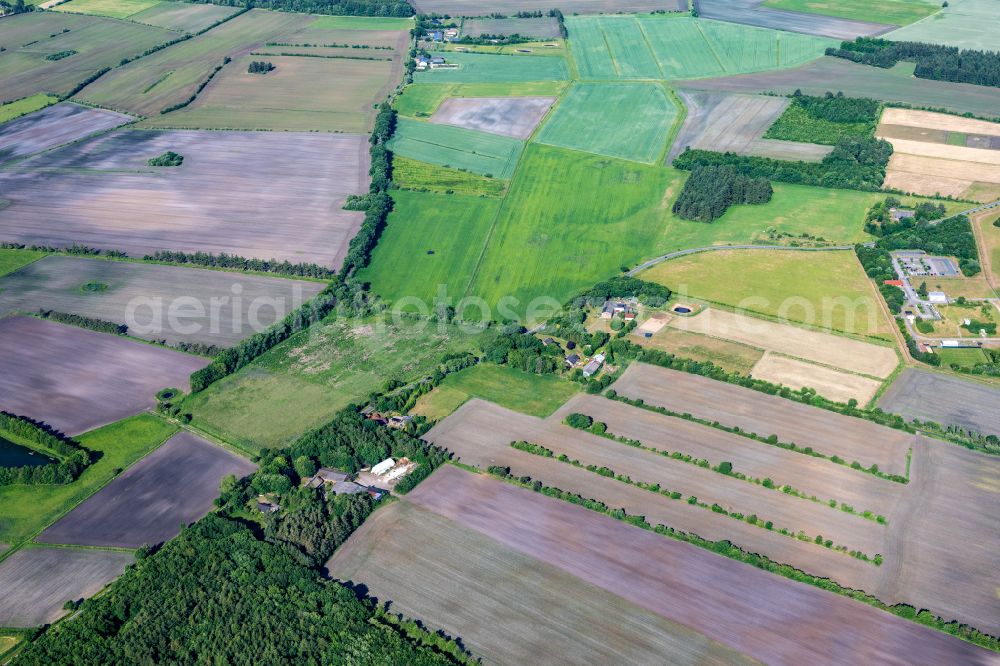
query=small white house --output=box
[371,458,395,476]
[928,291,948,304]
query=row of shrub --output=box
[37,310,127,336]
[143,250,335,278]
[161,57,230,114]
[483,466,999,652]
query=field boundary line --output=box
[599,26,621,79]
[659,86,686,165]
[0,419,179,566]
[693,21,726,74]
[159,412,257,460]
[636,19,666,79]
[764,350,886,382]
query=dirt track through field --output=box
[38,431,255,548]
[0,256,326,347]
[0,315,208,435]
[0,546,134,627]
[0,130,369,267]
[400,465,997,665]
[327,500,757,665]
[611,363,911,474]
[430,97,555,139]
[0,102,132,163]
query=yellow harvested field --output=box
[750,352,882,405]
[880,108,1000,136]
[670,308,898,378]
[877,109,1000,201]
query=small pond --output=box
[0,436,55,468]
[673,306,692,314]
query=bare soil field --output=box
[0,546,134,627]
[552,392,905,514]
[411,0,684,14]
[400,465,996,664]
[0,12,175,103]
[610,363,913,474]
[0,315,208,435]
[0,256,325,348]
[692,0,894,39]
[429,96,555,139]
[670,91,831,161]
[462,17,561,38]
[680,57,1000,120]
[877,111,1000,199]
[0,102,132,163]
[878,368,1000,436]
[38,432,255,548]
[426,399,885,588]
[327,500,756,665]
[0,130,368,267]
[127,2,240,33]
[137,49,404,132]
[669,308,899,378]
[750,352,883,404]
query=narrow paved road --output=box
[627,244,853,276]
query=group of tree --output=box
[0,412,91,487]
[186,0,412,16]
[479,324,564,375]
[37,310,127,336]
[864,196,946,235]
[857,213,979,286]
[827,38,1000,88]
[247,60,275,74]
[147,151,183,167]
[764,91,880,144]
[673,135,893,192]
[671,165,773,222]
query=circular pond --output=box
[673,306,692,314]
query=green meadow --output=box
[413,51,569,83]
[435,364,580,417]
[388,118,525,178]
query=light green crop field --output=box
[77,9,308,116]
[640,249,889,336]
[360,190,501,305]
[388,118,525,179]
[465,144,683,321]
[309,15,413,30]
[409,384,470,421]
[567,16,834,81]
[938,347,990,368]
[127,2,240,33]
[392,155,507,197]
[0,414,177,547]
[763,0,941,26]
[885,0,998,49]
[413,52,569,83]
[185,316,482,452]
[0,94,59,124]
[53,0,161,20]
[436,364,580,418]
[534,82,677,164]
[0,249,47,277]
[0,12,175,103]
[394,81,568,117]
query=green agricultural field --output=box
[53,0,161,20]
[394,81,568,117]
[567,16,834,81]
[435,364,579,417]
[185,316,482,452]
[409,384,470,421]
[77,9,308,116]
[464,144,683,321]
[0,414,177,548]
[360,190,500,305]
[388,118,524,179]
[534,82,677,164]
[413,52,569,83]
[885,0,997,49]
[309,15,413,30]
[641,248,889,336]
[0,249,47,278]
[0,12,175,103]
[392,155,507,197]
[763,0,941,26]
[938,347,990,368]
[0,94,59,124]
[445,41,566,57]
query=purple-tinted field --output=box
[430,96,555,139]
[38,431,255,548]
[0,102,132,163]
[0,130,369,267]
[401,465,996,665]
[692,0,894,39]
[0,315,208,435]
